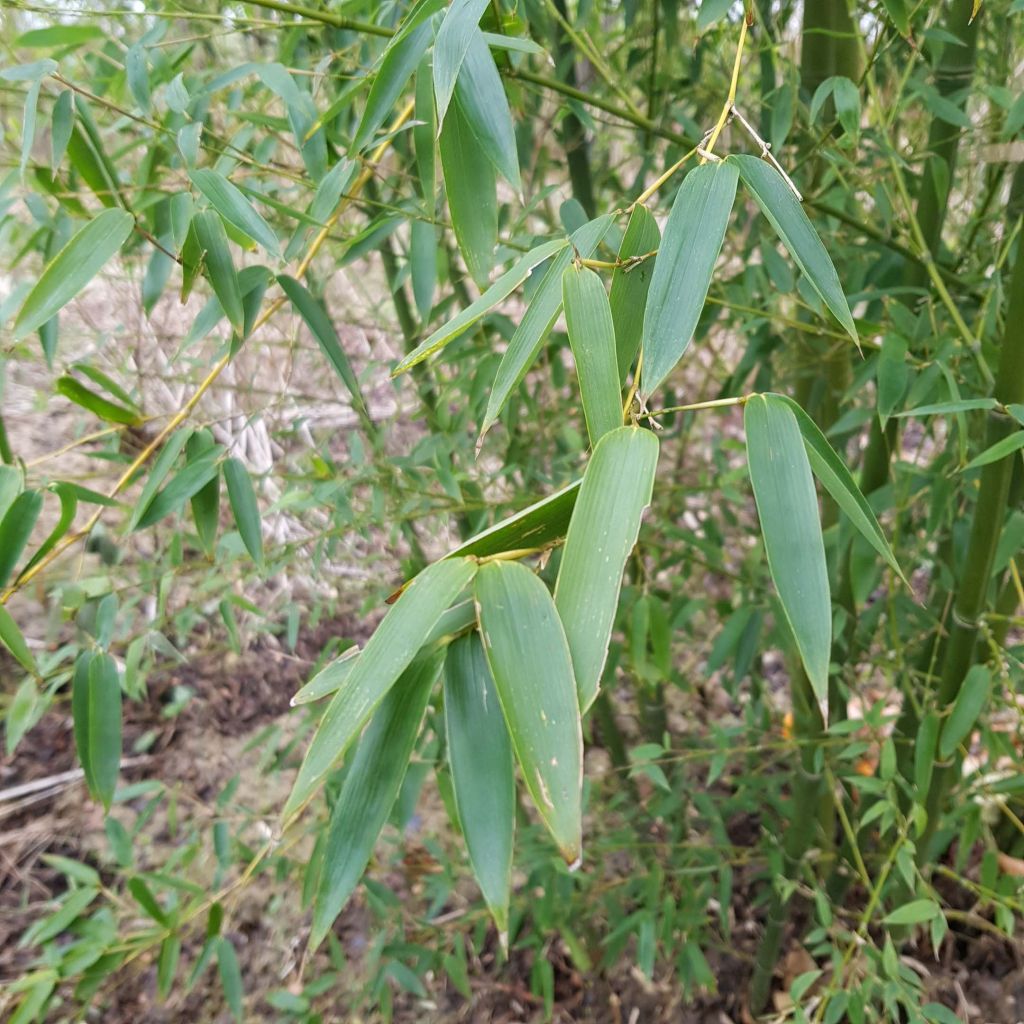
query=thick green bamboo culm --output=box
[917,236,1024,862]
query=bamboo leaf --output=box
[291,647,360,706]
[732,155,858,345]
[641,161,738,395]
[0,490,44,587]
[55,376,140,425]
[883,900,941,926]
[446,480,581,561]
[0,606,37,674]
[561,264,622,446]
[769,393,905,583]
[310,648,441,948]
[483,215,613,436]
[71,652,96,795]
[914,711,940,799]
[192,211,244,334]
[187,431,220,557]
[744,394,831,706]
[50,89,74,175]
[223,458,263,566]
[475,560,583,863]
[454,28,520,189]
[134,451,223,531]
[897,399,999,418]
[962,430,1024,472]
[190,168,280,257]
[440,99,497,287]
[125,45,151,113]
[216,937,244,1021]
[278,275,368,415]
[444,632,514,938]
[354,9,436,153]
[129,428,191,530]
[610,204,660,381]
[13,208,133,339]
[433,0,490,128]
[19,482,77,580]
[394,239,568,375]
[939,664,990,760]
[555,426,659,711]
[87,652,122,808]
[284,557,477,819]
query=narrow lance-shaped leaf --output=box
[87,652,123,808]
[641,161,738,395]
[283,557,477,819]
[475,560,583,863]
[610,204,660,381]
[192,211,244,335]
[50,89,74,176]
[445,479,581,562]
[0,606,37,675]
[555,426,659,711]
[311,648,442,948]
[56,376,140,425]
[278,275,368,417]
[732,154,858,345]
[444,632,515,939]
[223,458,264,566]
[190,168,280,257]
[134,451,223,531]
[454,28,520,190]
[19,482,77,580]
[768,393,905,583]
[394,239,569,375]
[939,664,991,760]
[13,208,134,339]
[562,264,623,447]
[0,490,44,587]
[71,652,96,794]
[187,430,220,557]
[744,394,831,706]
[482,215,613,437]
[433,0,491,128]
[128,428,190,530]
[440,99,497,287]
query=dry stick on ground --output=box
[0,101,415,606]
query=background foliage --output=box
[2,0,1024,1021]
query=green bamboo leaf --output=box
[562,265,622,446]
[897,398,999,418]
[410,218,437,322]
[278,275,368,416]
[157,935,180,1000]
[291,646,360,706]
[6,676,40,755]
[125,45,151,114]
[732,155,858,345]
[555,427,659,711]
[87,652,122,808]
[939,664,991,760]
[0,606,37,674]
[483,215,613,436]
[444,632,514,938]
[192,211,244,334]
[66,104,119,208]
[454,28,520,189]
[0,468,22,522]
[134,451,223,531]
[284,557,477,819]
[216,937,244,1021]
[394,239,568,375]
[768,393,905,583]
[433,0,490,128]
[0,490,44,587]
[440,99,497,287]
[962,430,1024,472]
[128,877,168,925]
[185,430,220,557]
[19,482,77,580]
[310,648,441,949]
[914,711,940,799]
[309,651,442,946]
[641,161,738,395]
[128,428,190,530]
[880,0,911,34]
[353,10,436,153]
[223,458,263,566]
[475,560,583,863]
[71,652,96,794]
[744,394,831,705]
[13,208,133,339]
[610,204,660,381]
[190,169,280,257]
[21,78,41,179]
[414,57,437,211]
[55,376,140,425]
[50,89,74,176]
[883,900,941,926]
[446,480,581,561]
[18,24,105,47]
